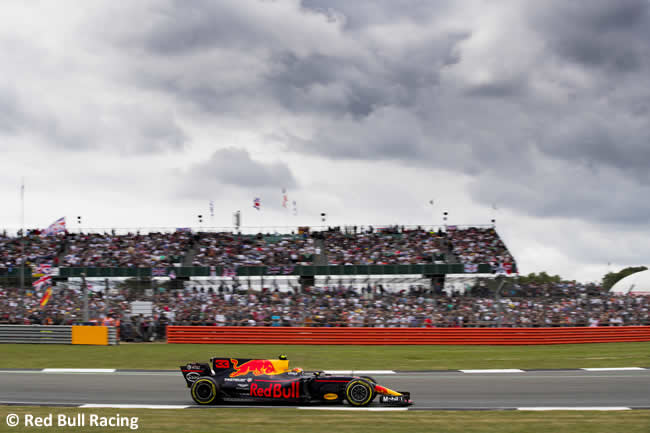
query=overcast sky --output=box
[1,0,649,282]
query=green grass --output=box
[1,342,649,370]
[1,407,648,433]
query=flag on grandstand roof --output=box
[253,197,261,211]
[151,267,167,277]
[464,263,478,273]
[43,217,66,235]
[282,189,288,208]
[39,286,52,307]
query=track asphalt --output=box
[0,369,648,410]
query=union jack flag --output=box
[266,266,295,275]
[282,266,294,275]
[253,197,261,211]
[282,189,288,208]
[151,267,167,276]
[222,268,237,277]
[43,217,66,235]
[32,264,52,277]
[32,275,52,290]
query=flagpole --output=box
[19,178,25,323]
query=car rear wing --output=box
[180,362,211,387]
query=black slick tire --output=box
[345,378,375,407]
[190,377,220,405]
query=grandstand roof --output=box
[609,270,650,295]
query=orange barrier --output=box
[71,325,109,345]
[166,326,650,345]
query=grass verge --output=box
[1,342,649,370]
[1,407,649,433]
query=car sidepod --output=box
[247,377,303,401]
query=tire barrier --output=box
[0,325,118,345]
[166,326,650,345]
[0,325,72,344]
[108,326,119,346]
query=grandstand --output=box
[0,224,517,277]
[25,223,650,334]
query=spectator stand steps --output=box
[313,238,328,266]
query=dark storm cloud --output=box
[181,147,297,197]
[104,1,650,225]
[530,0,650,72]
[119,0,464,119]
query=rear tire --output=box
[345,378,375,407]
[190,377,220,405]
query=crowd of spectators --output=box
[322,227,449,265]
[447,227,514,265]
[0,231,64,268]
[62,232,192,267]
[152,283,649,328]
[190,233,315,267]
[2,280,648,338]
[1,226,519,271]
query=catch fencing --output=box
[166,326,650,345]
[0,325,118,345]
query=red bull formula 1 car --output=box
[180,356,412,407]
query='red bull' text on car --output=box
[180,355,412,407]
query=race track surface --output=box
[0,370,648,410]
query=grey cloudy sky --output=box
[1,0,649,282]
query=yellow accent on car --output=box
[324,393,338,400]
[374,385,402,396]
[345,379,374,406]
[270,359,290,372]
[191,378,217,404]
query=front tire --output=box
[190,377,220,405]
[345,378,375,407]
[360,376,377,400]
